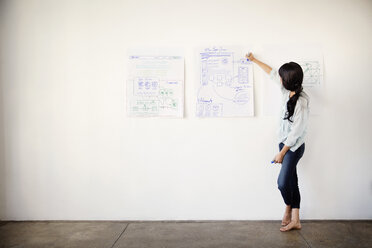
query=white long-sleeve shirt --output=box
[269,68,310,152]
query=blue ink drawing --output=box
[196,47,254,117]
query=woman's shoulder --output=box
[298,91,310,108]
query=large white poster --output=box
[127,49,184,117]
[196,46,254,117]
[261,44,324,116]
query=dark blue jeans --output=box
[277,142,305,209]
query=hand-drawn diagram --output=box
[196,46,254,117]
[299,61,322,87]
[127,54,184,117]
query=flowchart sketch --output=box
[298,61,322,87]
[196,46,254,117]
[127,53,184,117]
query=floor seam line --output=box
[298,231,312,248]
[110,223,129,248]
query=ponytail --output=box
[279,62,304,123]
[284,86,303,122]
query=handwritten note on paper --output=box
[298,61,323,88]
[196,46,254,117]
[127,53,184,117]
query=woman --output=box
[246,53,310,232]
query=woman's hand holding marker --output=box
[245,53,255,62]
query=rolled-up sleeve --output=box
[284,101,309,148]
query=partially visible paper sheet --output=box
[261,44,324,116]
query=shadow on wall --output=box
[0,58,5,220]
[0,0,6,221]
[0,81,5,221]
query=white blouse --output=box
[269,68,310,152]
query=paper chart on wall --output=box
[261,44,324,116]
[127,49,184,117]
[196,46,254,117]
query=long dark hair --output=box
[279,62,303,122]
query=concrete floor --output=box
[0,220,371,248]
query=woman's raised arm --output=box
[245,53,272,75]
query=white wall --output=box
[0,0,371,220]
